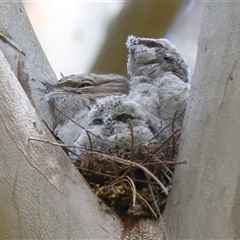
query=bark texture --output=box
[0,1,164,239]
[0,1,123,239]
[0,45,123,240]
[0,1,56,127]
[164,2,240,239]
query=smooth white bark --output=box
[164,2,240,238]
[0,1,164,239]
[0,49,123,239]
[0,1,57,126]
[0,1,123,239]
[4,1,240,239]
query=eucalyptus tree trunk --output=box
[0,1,122,239]
[1,1,239,239]
[164,2,240,239]
[0,1,163,239]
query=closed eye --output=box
[145,42,159,48]
[78,83,92,88]
[114,113,134,123]
[92,118,103,125]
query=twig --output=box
[132,186,158,218]
[148,183,160,218]
[171,109,179,133]
[28,137,76,148]
[77,167,117,179]
[51,105,103,142]
[119,177,157,218]
[112,176,137,207]
[162,164,174,177]
[162,170,172,182]
[171,109,179,158]
[128,120,134,162]
[81,149,169,196]
[0,33,26,55]
[85,130,93,152]
[143,127,181,164]
[148,107,185,143]
[152,127,181,155]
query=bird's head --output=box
[43,73,130,131]
[73,95,162,151]
[126,35,190,82]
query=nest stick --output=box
[81,149,169,196]
[148,107,185,143]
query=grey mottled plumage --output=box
[126,35,190,137]
[44,73,129,146]
[126,35,190,82]
[44,36,191,159]
[72,95,161,157]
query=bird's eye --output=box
[115,113,133,123]
[92,118,103,125]
[164,56,170,61]
[145,41,158,48]
[78,83,92,88]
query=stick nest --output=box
[74,124,184,219]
